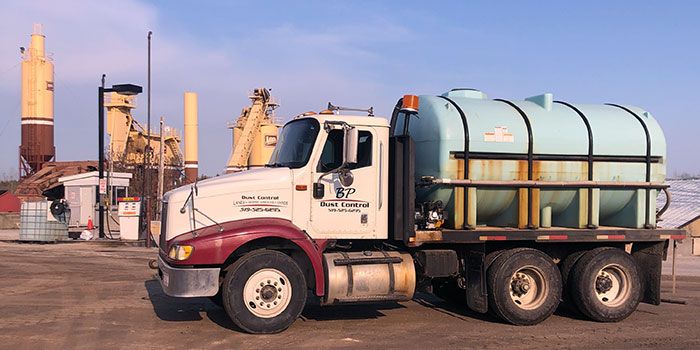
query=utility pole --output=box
[98,78,141,240]
[157,116,165,220]
[98,74,106,239]
[145,30,153,247]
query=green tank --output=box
[404,89,666,229]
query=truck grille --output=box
[159,203,168,250]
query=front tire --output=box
[487,248,562,325]
[222,250,307,333]
[569,247,641,322]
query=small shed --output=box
[657,179,700,254]
[0,190,21,213]
[58,171,132,228]
[0,190,21,229]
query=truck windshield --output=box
[267,118,320,168]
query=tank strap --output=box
[389,98,402,133]
[553,101,594,179]
[380,251,396,293]
[494,99,535,229]
[436,96,470,178]
[605,104,653,229]
[554,101,597,229]
[437,95,471,229]
[339,251,353,297]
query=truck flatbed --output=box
[412,226,686,245]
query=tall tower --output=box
[20,23,55,178]
[184,92,198,183]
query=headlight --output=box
[168,244,194,261]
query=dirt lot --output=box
[0,240,699,350]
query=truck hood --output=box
[162,167,294,240]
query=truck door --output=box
[309,126,378,238]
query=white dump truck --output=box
[156,89,684,333]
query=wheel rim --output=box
[243,268,292,318]
[594,264,630,307]
[509,265,548,310]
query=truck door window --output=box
[317,130,372,172]
[268,118,320,168]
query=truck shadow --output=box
[414,293,588,324]
[301,298,406,321]
[144,278,416,329]
[411,293,502,323]
[144,279,244,332]
[144,279,587,331]
[552,303,588,321]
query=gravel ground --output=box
[0,238,698,349]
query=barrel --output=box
[405,89,666,229]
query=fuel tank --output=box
[323,251,415,304]
[406,89,666,229]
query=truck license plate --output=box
[162,270,169,287]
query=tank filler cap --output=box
[525,93,553,111]
[441,88,487,99]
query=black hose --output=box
[657,187,671,219]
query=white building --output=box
[58,171,132,229]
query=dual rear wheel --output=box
[568,247,641,322]
[487,248,562,325]
[486,247,641,325]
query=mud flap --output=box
[632,240,667,305]
[465,249,488,313]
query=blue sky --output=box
[0,1,698,178]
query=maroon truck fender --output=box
[163,218,327,296]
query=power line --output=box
[0,62,20,82]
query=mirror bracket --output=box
[338,168,354,187]
[313,183,325,199]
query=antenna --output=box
[327,102,374,116]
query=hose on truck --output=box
[656,187,671,220]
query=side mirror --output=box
[339,169,354,187]
[313,183,325,199]
[343,127,358,165]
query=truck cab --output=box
[160,112,389,244]
[157,110,404,333]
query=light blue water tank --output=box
[405,89,666,229]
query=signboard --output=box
[99,178,107,194]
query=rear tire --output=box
[222,250,307,333]
[559,250,587,310]
[487,248,562,325]
[570,247,641,322]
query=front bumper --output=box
[157,256,220,297]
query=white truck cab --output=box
[161,113,389,243]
